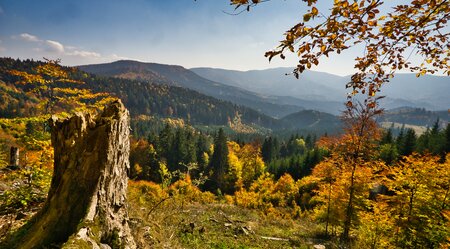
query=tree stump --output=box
[7,100,136,248]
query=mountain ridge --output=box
[78,60,306,118]
[191,66,450,111]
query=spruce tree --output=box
[400,129,417,156]
[381,129,393,145]
[208,128,229,193]
[262,137,273,163]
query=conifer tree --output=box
[445,124,450,155]
[400,129,417,157]
[208,128,230,193]
[380,129,393,145]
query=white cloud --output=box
[19,33,41,42]
[10,32,126,63]
[109,53,132,61]
[45,40,65,53]
[67,50,100,58]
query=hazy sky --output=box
[0,0,403,75]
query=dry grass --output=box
[127,190,329,249]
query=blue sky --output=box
[0,0,398,75]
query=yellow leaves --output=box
[227,141,265,189]
[8,69,45,85]
[231,0,449,100]
[311,6,319,16]
[415,69,427,77]
[367,20,377,27]
[234,172,300,214]
[341,1,349,8]
[8,60,115,115]
[303,13,312,22]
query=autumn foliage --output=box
[6,59,115,115]
[230,0,450,107]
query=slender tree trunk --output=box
[325,181,332,236]
[343,162,357,241]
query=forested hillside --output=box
[1,58,351,135]
[79,60,305,118]
[0,58,278,130]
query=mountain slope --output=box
[78,60,303,118]
[191,67,450,111]
[378,107,450,127]
[279,110,342,133]
[191,67,347,101]
[0,58,282,130]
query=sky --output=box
[0,0,406,76]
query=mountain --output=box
[191,67,450,111]
[191,67,347,101]
[3,58,446,136]
[379,107,450,127]
[381,74,450,110]
[1,58,347,135]
[279,110,342,133]
[78,60,303,118]
[83,76,282,129]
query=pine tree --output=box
[380,129,393,145]
[172,128,188,171]
[196,134,210,172]
[262,137,273,162]
[158,124,173,165]
[400,129,417,157]
[445,124,450,155]
[429,119,445,156]
[207,128,229,193]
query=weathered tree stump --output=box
[7,100,136,248]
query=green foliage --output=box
[0,148,7,169]
[207,128,230,193]
[378,143,399,165]
[2,58,115,115]
[0,151,52,214]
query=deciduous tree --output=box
[230,0,449,107]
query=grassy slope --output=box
[127,190,327,249]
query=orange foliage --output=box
[233,173,300,217]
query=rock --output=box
[5,100,136,249]
[313,244,326,249]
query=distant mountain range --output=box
[1,58,447,136]
[191,67,450,111]
[0,58,338,134]
[77,59,449,131]
[80,61,450,119]
[78,60,304,118]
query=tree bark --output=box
[9,100,136,248]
